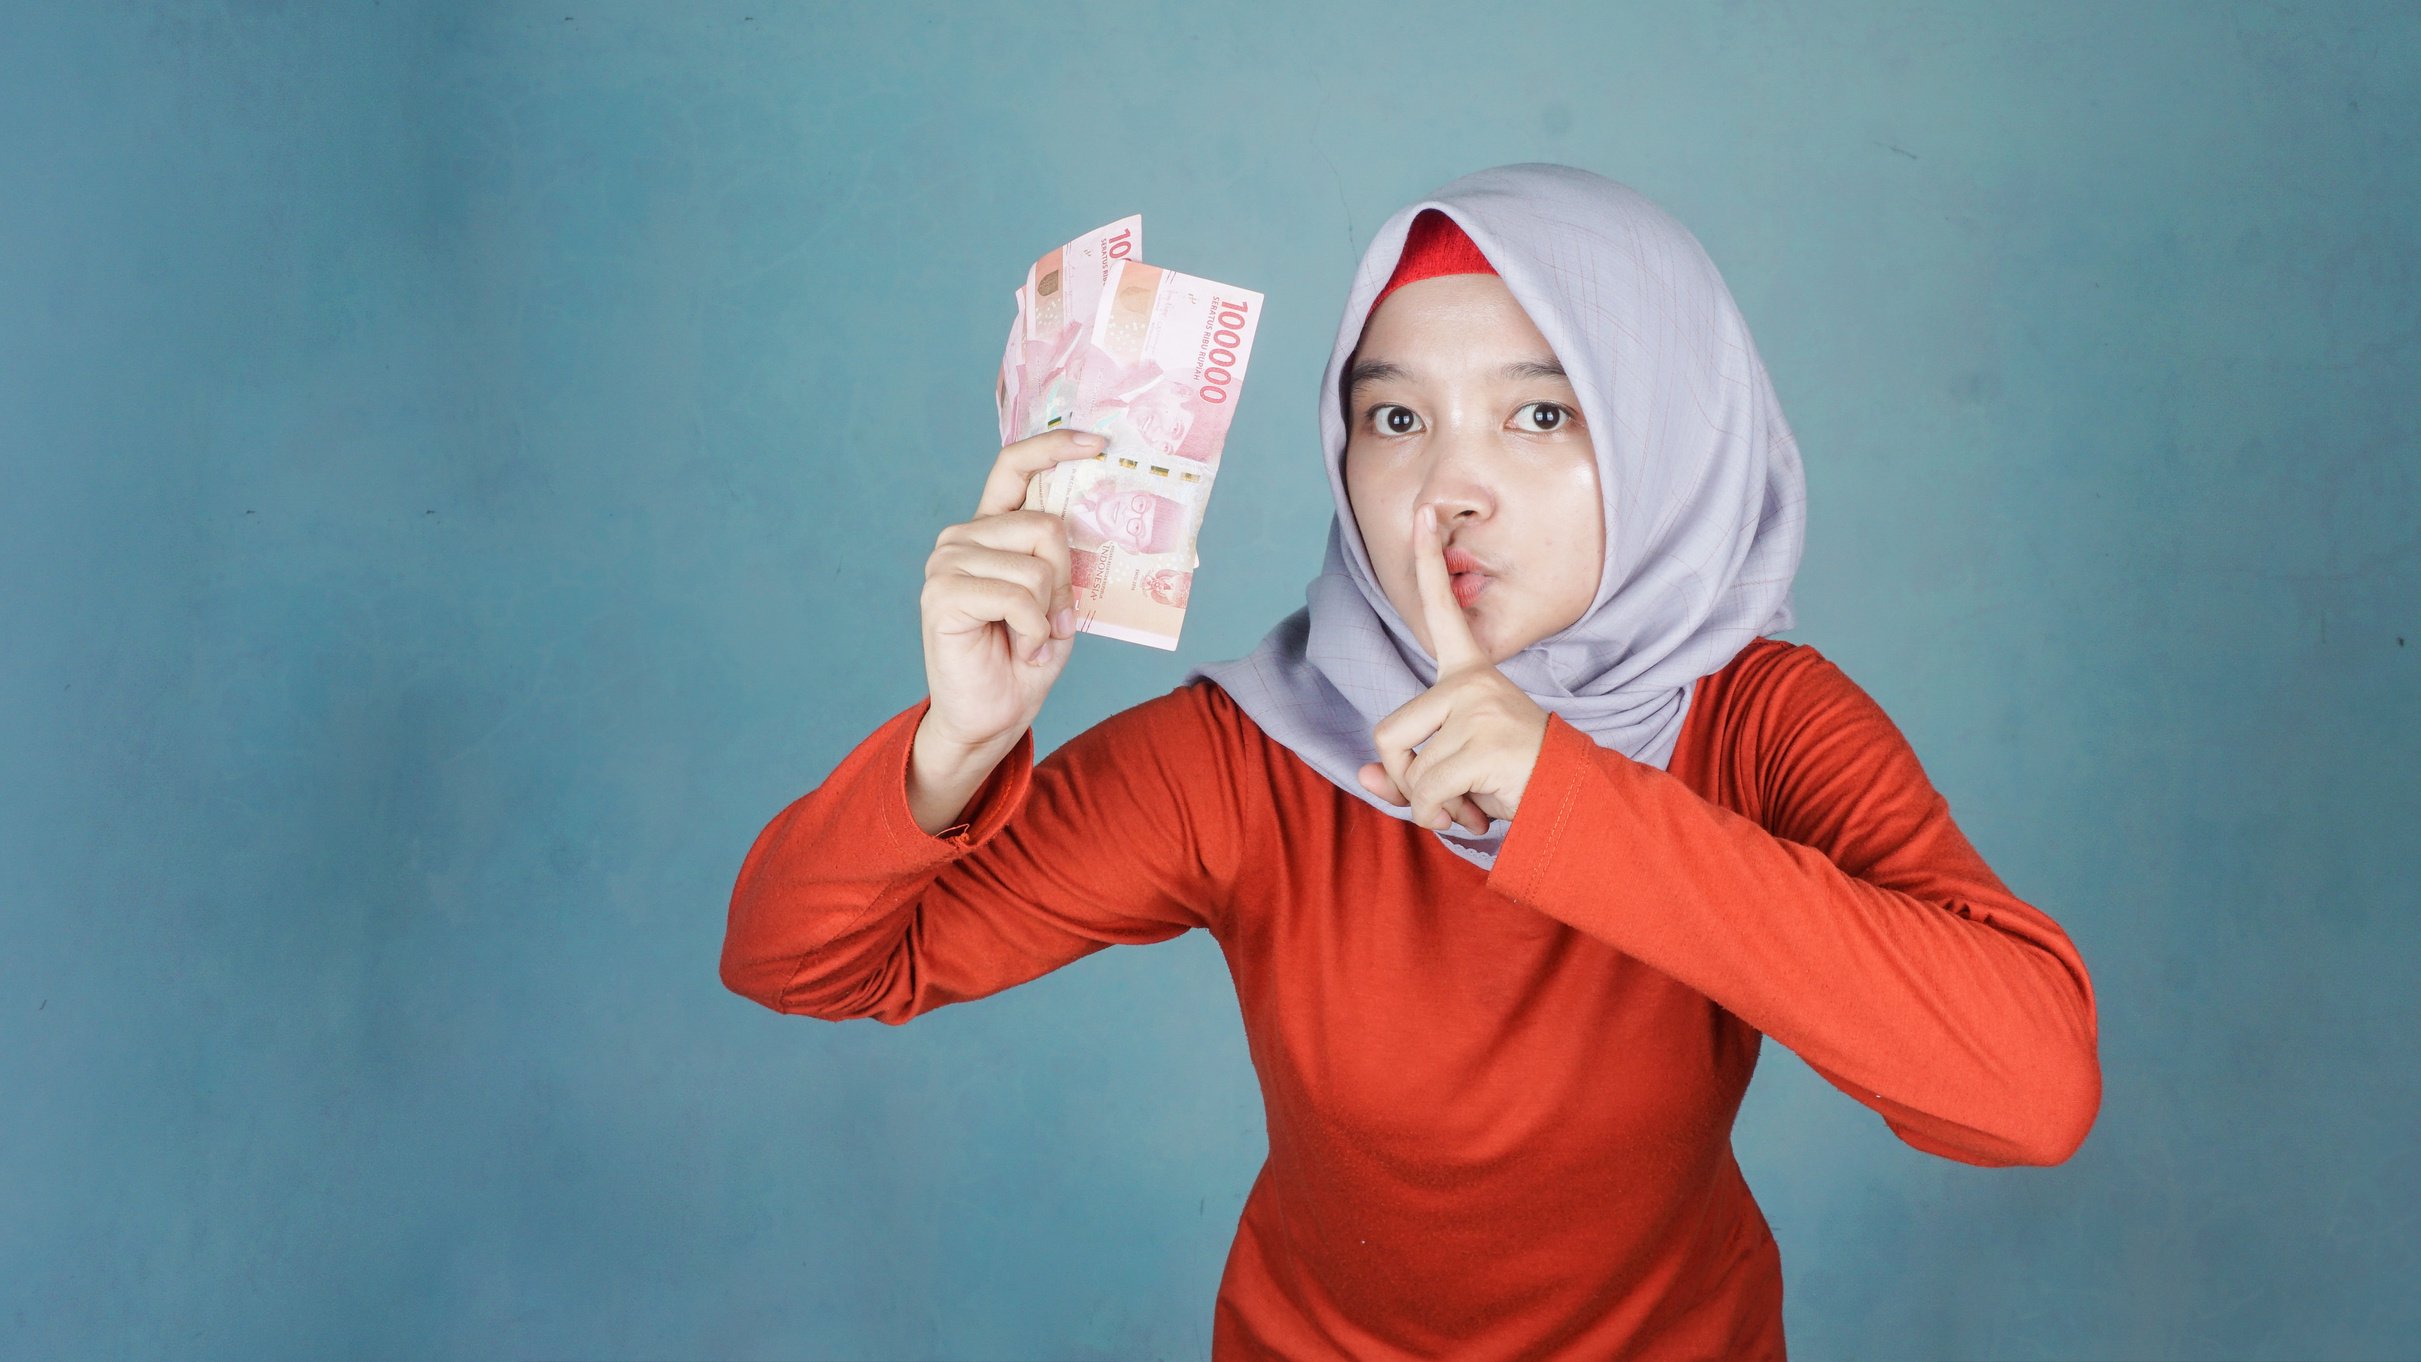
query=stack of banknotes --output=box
[995,216,1264,650]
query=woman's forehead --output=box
[1354,274,1562,375]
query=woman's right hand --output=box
[916,428,1105,758]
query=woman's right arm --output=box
[719,429,1252,1022]
[718,681,1247,1022]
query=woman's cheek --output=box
[1531,445,1605,618]
[1348,466,1415,570]
[1554,441,1604,528]
[1556,439,1600,489]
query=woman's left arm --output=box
[1487,647,2101,1168]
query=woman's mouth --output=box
[1442,544,1494,609]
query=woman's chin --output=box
[1476,608,1559,663]
[1464,609,1513,665]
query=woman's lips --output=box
[1441,543,1494,609]
[1433,544,1491,607]
[1442,545,1491,574]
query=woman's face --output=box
[1342,274,1605,665]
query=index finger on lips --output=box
[1412,504,1486,673]
[977,428,1106,519]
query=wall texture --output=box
[3,2,2414,1357]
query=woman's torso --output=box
[1197,637,1798,1360]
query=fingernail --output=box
[1053,606,1075,635]
[1070,431,1105,447]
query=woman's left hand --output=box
[1357,505,1553,835]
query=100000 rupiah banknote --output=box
[1017,255,1262,649]
[998,216,1140,445]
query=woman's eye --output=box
[1515,402,1571,433]
[1369,404,1421,436]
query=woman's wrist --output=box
[906,714,1023,837]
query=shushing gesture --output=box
[1356,504,1554,836]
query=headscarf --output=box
[1184,163,1808,870]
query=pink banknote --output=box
[1017,255,1263,650]
[998,215,1140,445]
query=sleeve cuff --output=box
[1487,710,1597,903]
[879,698,1038,860]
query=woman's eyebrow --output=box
[1346,358,1413,393]
[1501,358,1569,382]
[1346,356,1569,395]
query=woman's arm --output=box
[1487,647,2101,1167]
[721,682,1249,1023]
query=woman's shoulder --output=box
[1044,676,1271,784]
[1699,634,1885,720]
[1060,674,1248,737]
[1689,634,1944,828]
[1037,678,1276,888]
[1687,634,1907,765]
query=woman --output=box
[722,163,2102,1360]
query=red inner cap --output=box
[1371,209,1498,312]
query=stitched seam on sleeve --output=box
[1536,746,1582,897]
[883,711,926,859]
[1505,721,1584,901]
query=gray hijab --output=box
[1185,163,1807,870]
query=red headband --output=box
[1371,209,1498,312]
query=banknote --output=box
[998,215,1140,445]
[1025,213,1138,345]
[996,287,1021,440]
[1017,256,1264,650]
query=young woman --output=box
[722,163,2103,1361]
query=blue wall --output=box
[4,3,2415,1358]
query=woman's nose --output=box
[1415,427,1495,524]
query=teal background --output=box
[4,2,2416,1358]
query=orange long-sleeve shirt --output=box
[721,636,2101,1360]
